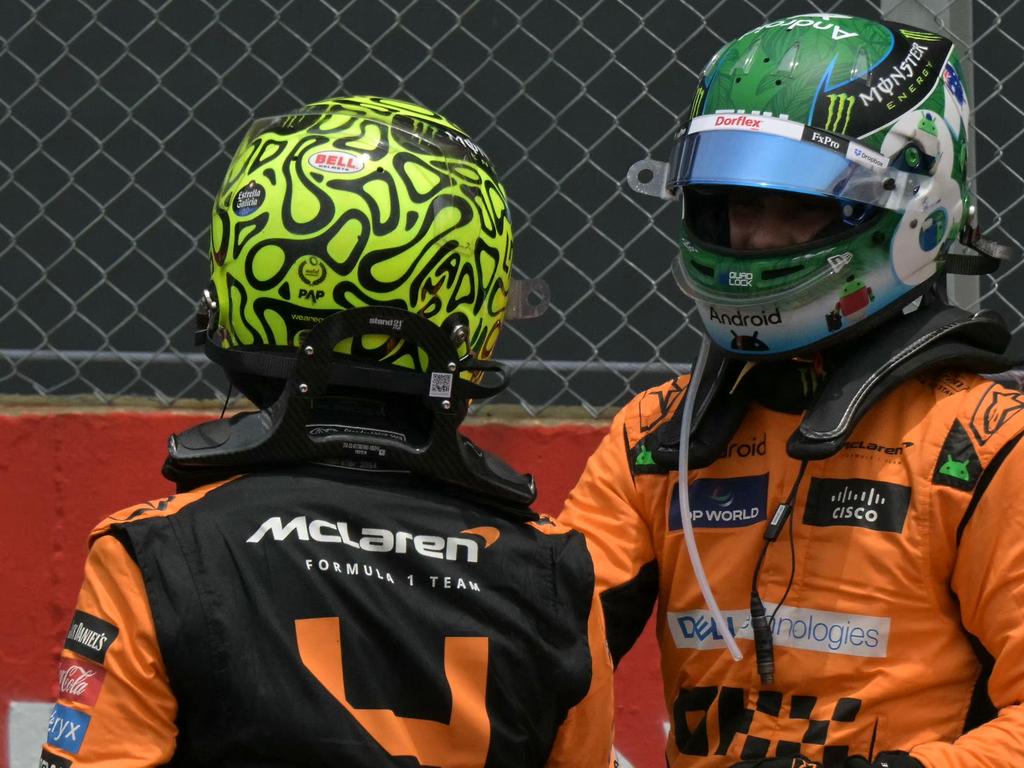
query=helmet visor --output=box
[670,116,933,212]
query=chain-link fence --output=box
[2,0,1021,415]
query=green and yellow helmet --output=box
[202,96,514,401]
[630,14,979,358]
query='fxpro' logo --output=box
[804,478,911,533]
[668,603,890,657]
[669,474,768,530]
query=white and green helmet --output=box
[630,14,973,357]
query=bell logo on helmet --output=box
[308,150,366,173]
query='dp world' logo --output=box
[669,474,769,530]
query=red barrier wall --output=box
[0,412,663,768]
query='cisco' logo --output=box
[804,478,911,533]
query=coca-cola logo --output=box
[57,656,106,706]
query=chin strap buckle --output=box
[194,288,218,346]
[951,206,1019,275]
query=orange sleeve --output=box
[560,406,659,663]
[545,582,616,768]
[912,437,1024,768]
[42,533,177,767]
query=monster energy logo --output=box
[900,29,943,41]
[410,118,438,139]
[278,113,321,132]
[824,93,855,134]
[691,84,706,119]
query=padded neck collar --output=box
[651,300,1017,469]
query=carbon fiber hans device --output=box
[168,306,537,508]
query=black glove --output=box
[845,753,923,768]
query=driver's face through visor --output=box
[686,186,845,251]
[647,115,936,253]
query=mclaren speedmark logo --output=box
[247,515,499,563]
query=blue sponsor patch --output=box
[669,474,769,530]
[47,704,90,755]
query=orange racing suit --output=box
[42,465,614,767]
[561,368,1024,767]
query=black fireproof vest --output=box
[107,465,598,767]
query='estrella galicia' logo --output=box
[232,181,265,216]
[669,474,769,530]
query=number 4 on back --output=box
[295,617,491,767]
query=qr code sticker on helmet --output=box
[429,372,454,398]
